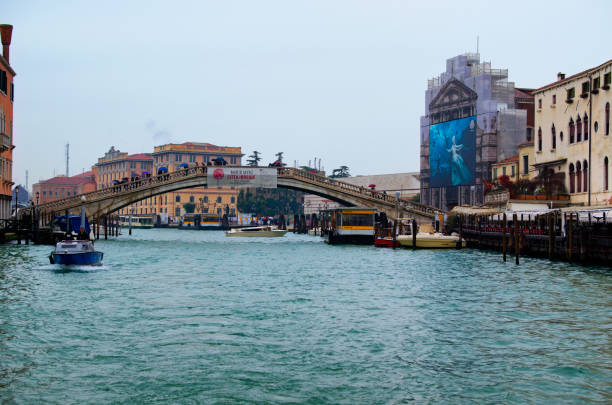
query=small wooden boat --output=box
[374,236,400,248]
[397,233,466,248]
[49,240,103,265]
[226,226,287,237]
[395,223,465,249]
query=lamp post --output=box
[35,191,39,205]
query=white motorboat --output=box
[226,226,287,237]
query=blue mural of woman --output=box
[447,135,471,185]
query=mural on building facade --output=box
[429,115,476,187]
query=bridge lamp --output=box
[36,191,39,205]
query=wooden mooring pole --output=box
[568,213,573,262]
[548,213,554,260]
[104,216,108,240]
[513,213,519,265]
[412,219,417,249]
[502,213,507,262]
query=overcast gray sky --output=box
[5,0,612,187]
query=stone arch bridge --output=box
[35,167,444,224]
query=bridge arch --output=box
[36,167,441,223]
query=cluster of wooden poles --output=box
[458,211,586,264]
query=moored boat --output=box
[374,236,400,248]
[226,226,287,237]
[49,240,104,265]
[397,232,466,248]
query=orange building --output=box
[0,25,15,219]
[92,147,154,215]
[152,142,243,219]
[32,172,96,204]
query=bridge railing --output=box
[37,165,443,219]
[38,166,208,213]
[279,167,443,217]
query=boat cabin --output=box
[320,207,377,245]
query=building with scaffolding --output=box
[419,53,533,211]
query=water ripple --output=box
[0,229,610,404]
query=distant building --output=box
[152,142,243,219]
[420,53,533,211]
[303,172,420,215]
[491,155,518,182]
[92,147,154,216]
[0,24,15,219]
[532,60,612,206]
[32,172,96,204]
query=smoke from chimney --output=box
[0,24,13,63]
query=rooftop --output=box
[533,58,612,94]
[493,155,519,165]
[36,171,95,186]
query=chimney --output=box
[557,72,565,81]
[0,24,13,63]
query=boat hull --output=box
[397,235,466,248]
[226,231,287,237]
[374,237,399,248]
[51,251,103,265]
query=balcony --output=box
[0,133,9,152]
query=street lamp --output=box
[35,191,39,205]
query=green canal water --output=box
[0,229,610,404]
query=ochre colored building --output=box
[152,142,243,219]
[491,155,518,182]
[0,25,15,219]
[32,172,96,204]
[532,60,612,206]
[92,147,153,215]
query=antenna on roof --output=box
[477,35,479,54]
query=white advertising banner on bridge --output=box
[207,167,277,188]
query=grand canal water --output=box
[0,229,610,404]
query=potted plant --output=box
[535,187,547,200]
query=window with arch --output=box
[569,163,575,193]
[606,103,610,136]
[604,157,609,191]
[583,160,588,193]
[551,124,556,149]
[584,113,589,141]
[569,118,575,143]
[576,116,582,142]
[538,127,542,151]
[576,161,582,193]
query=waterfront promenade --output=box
[1,229,610,403]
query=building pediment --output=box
[429,79,478,113]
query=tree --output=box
[183,202,196,213]
[246,151,262,166]
[330,166,350,178]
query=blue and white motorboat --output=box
[49,240,103,265]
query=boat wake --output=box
[37,263,108,273]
